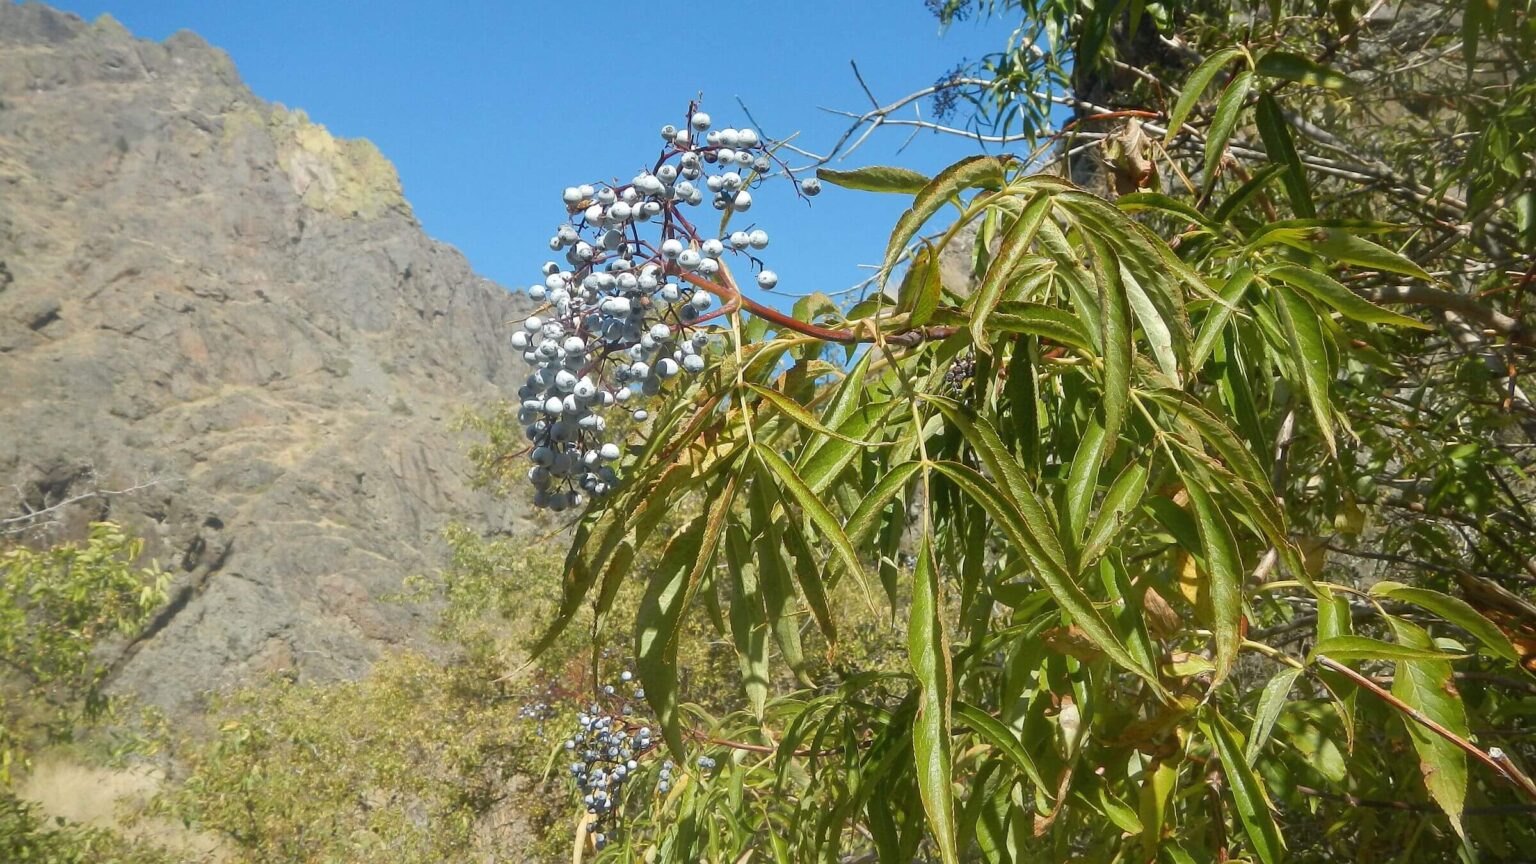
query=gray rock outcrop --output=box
[0,3,531,711]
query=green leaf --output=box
[1185,482,1243,686]
[724,524,770,718]
[1368,581,1519,663]
[1083,234,1133,453]
[1388,617,1469,837]
[1063,417,1108,550]
[1203,70,1254,193]
[846,461,922,548]
[751,485,812,684]
[898,243,944,327]
[881,155,1010,285]
[955,702,1046,788]
[817,165,932,194]
[747,384,890,447]
[799,400,902,496]
[1165,47,1245,140]
[755,443,872,603]
[1273,228,1434,281]
[1255,51,1359,91]
[971,191,1053,348]
[795,349,875,471]
[1192,267,1255,368]
[1246,666,1303,765]
[910,534,959,864]
[636,517,708,759]
[1202,711,1285,864]
[1274,287,1337,455]
[1310,634,1465,663]
[1212,163,1290,224]
[1266,265,1429,329]
[1116,191,1219,231]
[779,512,839,646]
[986,302,1094,352]
[930,460,1166,695]
[1081,459,1150,567]
[1254,93,1315,218]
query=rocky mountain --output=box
[0,2,532,712]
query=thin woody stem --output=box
[673,270,958,347]
[1314,655,1536,802]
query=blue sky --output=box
[40,1,1021,309]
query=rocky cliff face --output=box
[0,3,531,711]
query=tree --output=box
[486,2,1536,860]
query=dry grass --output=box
[18,757,231,862]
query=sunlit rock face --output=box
[0,2,533,712]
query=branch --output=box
[1362,282,1532,347]
[1315,655,1536,801]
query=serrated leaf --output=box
[881,155,1010,285]
[747,384,889,447]
[1083,233,1133,453]
[1166,47,1245,140]
[1311,634,1464,663]
[1185,481,1243,686]
[723,524,770,718]
[636,517,708,759]
[1368,581,1519,663]
[930,460,1166,695]
[1192,267,1255,368]
[1388,617,1469,837]
[1081,459,1150,567]
[910,533,959,864]
[818,165,932,194]
[846,461,922,547]
[1204,70,1254,193]
[1254,93,1315,218]
[1274,228,1434,281]
[1202,711,1284,864]
[755,443,872,604]
[798,399,902,496]
[898,243,943,327]
[1116,191,1220,231]
[955,702,1046,788]
[1255,50,1359,91]
[971,191,1053,348]
[1274,286,1337,455]
[1246,666,1303,764]
[1266,265,1429,329]
[986,302,1094,352]
[1063,417,1108,550]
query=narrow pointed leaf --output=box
[747,384,890,447]
[846,461,923,547]
[1081,459,1150,567]
[1311,634,1464,662]
[1267,265,1430,329]
[1165,47,1244,140]
[1192,267,1255,368]
[1274,286,1337,455]
[1369,581,1519,663]
[910,533,959,864]
[1246,666,1303,764]
[1254,93,1315,218]
[1203,70,1254,192]
[881,155,1010,285]
[1185,481,1243,686]
[1274,228,1434,281]
[971,191,1052,348]
[755,443,872,601]
[1255,51,1359,91]
[817,165,932,194]
[1388,617,1469,837]
[1202,711,1285,864]
[956,702,1046,788]
[897,243,943,327]
[931,460,1166,694]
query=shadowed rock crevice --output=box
[0,2,534,712]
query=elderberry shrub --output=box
[514,104,800,510]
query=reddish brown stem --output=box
[1315,655,1536,801]
[674,270,956,347]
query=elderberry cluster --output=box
[514,105,819,510]
[563,672,657,850]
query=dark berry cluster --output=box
[516,104,820,511]
[561,671,656,850]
